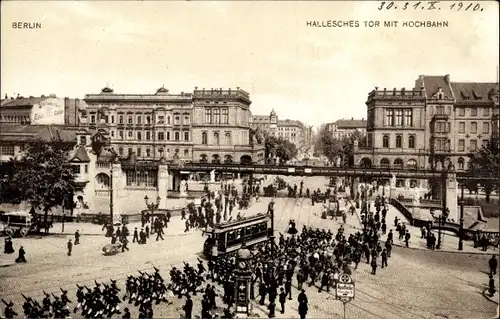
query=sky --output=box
[1,1,499,127]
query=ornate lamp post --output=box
[233,242,253,318]
[144,195,161,220]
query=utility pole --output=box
[109,167,114,225]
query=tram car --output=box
[203,213,272,259]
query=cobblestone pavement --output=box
[0,176,498,318]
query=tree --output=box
[1,138,77,233]
[250,128,298,163]
[313,125,342,164]
[340,130,367,167]
[467,142,499,202]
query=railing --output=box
[389,198,414,225]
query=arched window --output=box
[95,173,110,190]
[408,135,415,149]
[213,132,220,145]
[395,135,402,148]
[380,158,390,168]
[200,154,208,163]
[407,159,417,170]
[394,158,404,169]
[201,132,208,145]
[382,135,389,148]
[212,154,220,164]
[458,157,465,170]
[225,132,231,145]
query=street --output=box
[0,176,498,319]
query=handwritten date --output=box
[377,1,484,12]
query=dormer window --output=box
[472,90,481,100]
[460,90,470,100]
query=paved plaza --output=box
[0,176,498,319]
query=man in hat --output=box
[67,239,73,256]
[16,246,27,263]
[74,229,80,245]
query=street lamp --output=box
[144,195,161,216]
[436,207,449,249]
[458,183,465,250]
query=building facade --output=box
[1,95,83,126]
[250,110,309,152]
[354,74,499,188]
[326,118,367,139]
[81,86,264,164]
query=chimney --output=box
[444,74,450,84]
[195,86,198,90]
[4,94,7,99]
[362,117,364,121]
[17,93,20,99]
[351,117,354,120]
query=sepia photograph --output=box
[0,1,499,318]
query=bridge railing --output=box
[389,198,414,225]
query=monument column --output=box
[445,169,458,222]
[233,243,253,318]
[157,157,168,209]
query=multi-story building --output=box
[249,109,278,136]
[326,118,367,139]
[354,74,499,188]
[1,94,83,126]
[192,87,264,164]
[250,110,309,152]
[82,86,264,164]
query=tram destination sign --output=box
[336,274,355,302]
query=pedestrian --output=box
[156,224,164,241]
[268,300,276,318]
[74,230,80,245]
[279,287,286,314]
[122,307,131,318]
[371,258,377,275]
[121,237,129,252]
[183,295,193,319]
[404,230,411,247]
[132,228,139,243]
[488,275,496,297]
[381,249,388,268]
[489,255,497,277]
[67,239,73,256]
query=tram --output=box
[203,213,272,259]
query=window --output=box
[225,132,231,145]
[202,132,208,145]
[127,131,133,139]
[380,158,390,168]
[469,139,477,151]
[458,122,465,133]
[146,149,151,157]
[80,136,87,145]
[404,109,412,126]
[184,131,189,141]
[205,108,211,123]
[84,164,88,174]
[458,108,465,117]
[167,116,171,125]
[166,132,170,140]
[395,110,403,126]
[128,148,133,156]
[458,158,465,170]
[482,139,489,148]
[221,108,229,124]
[0,145,15,156]
[408,135,415,148]
[119,115,124,124]
[436,105,445,115]
[111,131,115,137]
[435,122,447,133]
[183,115,190,125]
[385,110,393,126]
[137,116,141,124]
[458,139,465,152]
[470,108,477,116]
[483,122,490,134]
[128,116,133,124]
[146,131,151,140]
[382,135,389,148]
[119,131,124,139]
[483,108,490,116]
[91,115,96,123]
[174,116,180,125]
[71,165,81,174]
[435,139,447,151]
[137,148,141,157]
[118,147,123,155]
[158,132,165,140]
[407,159,417,170]
[137,132,142,140]
[146,116,151,124]
[157,115,164,124]
[184,149,189,157]
[214,132,220,145]
[174,131,180,141]
[213,108,220,124]
[111,115,115,124]
[470,122,477,134]
[395,135,402,148]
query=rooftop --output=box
[450,82,498,102]
[328,119,367,129]
[0,96,51,108]
[0,124,78,143]
[415,74,454,99]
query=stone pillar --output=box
[404,179,410,189]
[351,177,359,199]
[445,171,458,222]
[111,161,121,221]
[173,171,181,192]
[157,163,168,209]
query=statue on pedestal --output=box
[390,174,396,188]
[180,180,188,197]
[210,170,215,183]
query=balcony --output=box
[432,114,449,121]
